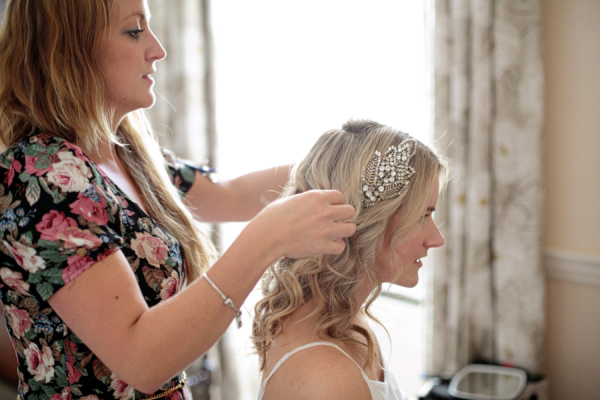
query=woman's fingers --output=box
[330,219,358,241]
[318,189,346,204]
[260,189,356,258]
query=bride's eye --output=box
[127,29,145,39]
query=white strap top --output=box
[257,341,409,400]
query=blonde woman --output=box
[253,120,448,400]
[0,0,356,399]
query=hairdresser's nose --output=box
[425,220,445,249]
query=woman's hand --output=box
[247,189,356,260]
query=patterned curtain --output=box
[148,0,217,165]
[424,0,545,376]
[146,1,239,399]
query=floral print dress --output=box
[0,133,212,400]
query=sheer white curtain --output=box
[425,0,545,376]
[145,1,240,400]
[211,1,431,398]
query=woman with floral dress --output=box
[0,0,356,399]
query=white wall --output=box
[542,0,600,398]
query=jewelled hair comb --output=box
[361,138,418,208]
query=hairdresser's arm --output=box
[48,190,355,394]
[0,308,18,384]
[183,165,292,223]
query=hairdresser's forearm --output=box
[48,219,279,394]
[125,221,276,392]
[0,308,18,382]
[185,165,292,222]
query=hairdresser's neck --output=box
[107,98,136,132]
[111,112,126,134]
[94,112,124,163]
[88,143,116,168]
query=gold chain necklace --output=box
[143,372,188,400]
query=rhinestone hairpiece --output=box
[361,138,417,208]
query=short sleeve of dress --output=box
[161,147,216,197]
[0,135,124,302]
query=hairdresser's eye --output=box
[127,29,144,39]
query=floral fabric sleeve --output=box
[161,147,216,197]
[0,135,124,302]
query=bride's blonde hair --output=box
[252,119,448,370]
[0,0,215,281]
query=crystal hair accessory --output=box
[361,138,418,208]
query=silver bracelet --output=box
[202,273,242,328]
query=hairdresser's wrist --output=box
[240,211,287,268]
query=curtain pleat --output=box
[425,0,545,376]
[148,0,209,162]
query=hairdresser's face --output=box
[98,0,166,128]
[375,178,444,288]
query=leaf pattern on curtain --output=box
[425,0,545,376]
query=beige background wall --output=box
[542,0,600,399]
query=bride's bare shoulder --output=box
[261,343,371,400]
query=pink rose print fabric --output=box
[0,134,210,399]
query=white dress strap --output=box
[257,341,370,400]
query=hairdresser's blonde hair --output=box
[0,0,215,281]
[252,119,448,370]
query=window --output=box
[211,1,429,398]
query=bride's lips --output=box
[142,70,156,82]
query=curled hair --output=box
[0,0,215,281]
[252,119,448,371]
